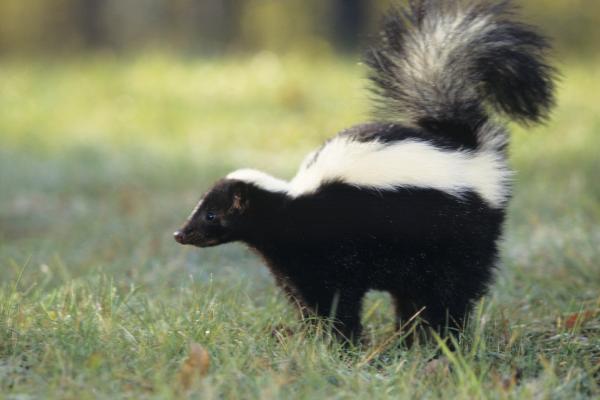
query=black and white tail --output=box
[365,0,556,148]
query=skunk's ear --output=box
[230,182,249,212]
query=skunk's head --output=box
[174,179,251,248]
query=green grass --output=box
[0,53,599,399]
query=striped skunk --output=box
[174,0,555,344]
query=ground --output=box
[0,53,599,399]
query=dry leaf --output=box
[565,310,597,329]
[179,342,210,390]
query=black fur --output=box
[174,0,555,345]
[176,180,503,342]
[339,122,467,150]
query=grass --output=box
[0,53,599,399]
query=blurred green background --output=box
[1,0,599,56]
[0,1,599,398]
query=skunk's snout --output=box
[173,230,186,244]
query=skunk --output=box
[174,0,555,343]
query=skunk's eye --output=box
[205,211,216,222]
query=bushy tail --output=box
[365,0,556,147]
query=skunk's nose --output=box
[173,230,186,244]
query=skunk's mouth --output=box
[173,231,220,248]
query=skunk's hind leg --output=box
[391,296,427,347]
[392,294,470,347]
[421,298,476,353]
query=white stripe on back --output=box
[227,168,289,193]
[227,136,511,208]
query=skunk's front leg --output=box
[307,287,365,344]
